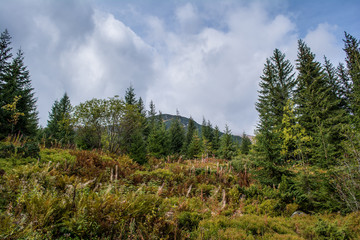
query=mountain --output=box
[159,114,242,143]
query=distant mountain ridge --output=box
[159,114,242,143]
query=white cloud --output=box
[0,0,348,134]
[146,3,299,134]
[60,11,158,104]
[304,23,344,65]
[176,3,201,34]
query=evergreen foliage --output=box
[295,40,346,167]
[239,132,252,155]
[184,116,197,157]
[0,49,38,138]
[219,125,236,160]
[212,125,221,154]
[46,93,75,145]
[254,49,295,184]
[343,32,360,127]
[125,84,137,105]
[169,114,185,155]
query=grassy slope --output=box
[0,148,359,239]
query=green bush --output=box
[177,211,203,231]
[314,218,350,240]
[0,143,15,158]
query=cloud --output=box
[60,11,157,102]
[0,0,348,135]
[146,3,298,134]
[304,23,344,65]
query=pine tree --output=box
[255,49,295,163]
[0,29,12,78]
[147,120,169,159]
[201,118,214,143]
[169,114,185,155]
[187,134,203,159]
[125,84,137,105]
[336,63,352,114]
[343,33,360,126]
[46,93,75,145]
[0,30,14,137]
[295,40,345,166]
[212,126,221,155]
[254,49,295,185]
[184,116,197,156]
[240,132,252,155]
[219,125,236,160]
[1,49,38,138]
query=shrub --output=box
[177,211,203,231]
[0,143,15,158]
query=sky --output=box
[0,0,359,135]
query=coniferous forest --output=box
[1,28,360,239]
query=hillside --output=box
[1,146,359,239]
[160,114,243,143]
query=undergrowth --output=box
[0,146,359,239]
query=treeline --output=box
[42,86,251,164]
[0,29,252,164]
[252,32,360,211]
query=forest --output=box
[1,28,360,239]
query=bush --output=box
[177,211,203,231]
[0,143,15,158]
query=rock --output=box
[291,211,306,218]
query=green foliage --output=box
[254,49,295,185]
[46,93,75,146]
[240,132,252,155]
[295,40,346,167]
[147,121,169,159]
[177,211,202,231]
[74,98,107,149]
[187,134,203,159]
[219,125,237,160]
[280,100,312,163]
[169,115,185,155]
[0,38,38,138]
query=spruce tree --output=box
[147,119,169,159]
[343,33,360,126]
[219,125,236,160]
[184,116,197,156]
[187,134,203,159]
[255,49,295,162]
[254,48,295,184]
[0,29,12,78]
[46,93,75,145]
[0,30,14,137]
[240,132,252,155]
[125,84,137,105]
[169,114,185,155]
[295,40,345,166]
[212,126,221,154]
[1,49,38,138]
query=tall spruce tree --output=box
[1,49,38,138]
[295,40,345,166]
[343,33,360,127]
[147,117,169,159]
[219,125,236,160]
[254,48,295,185]
[212,126,221,155]
[184,116,197,156]
[46,93,75,145]
[169,113,185,155]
